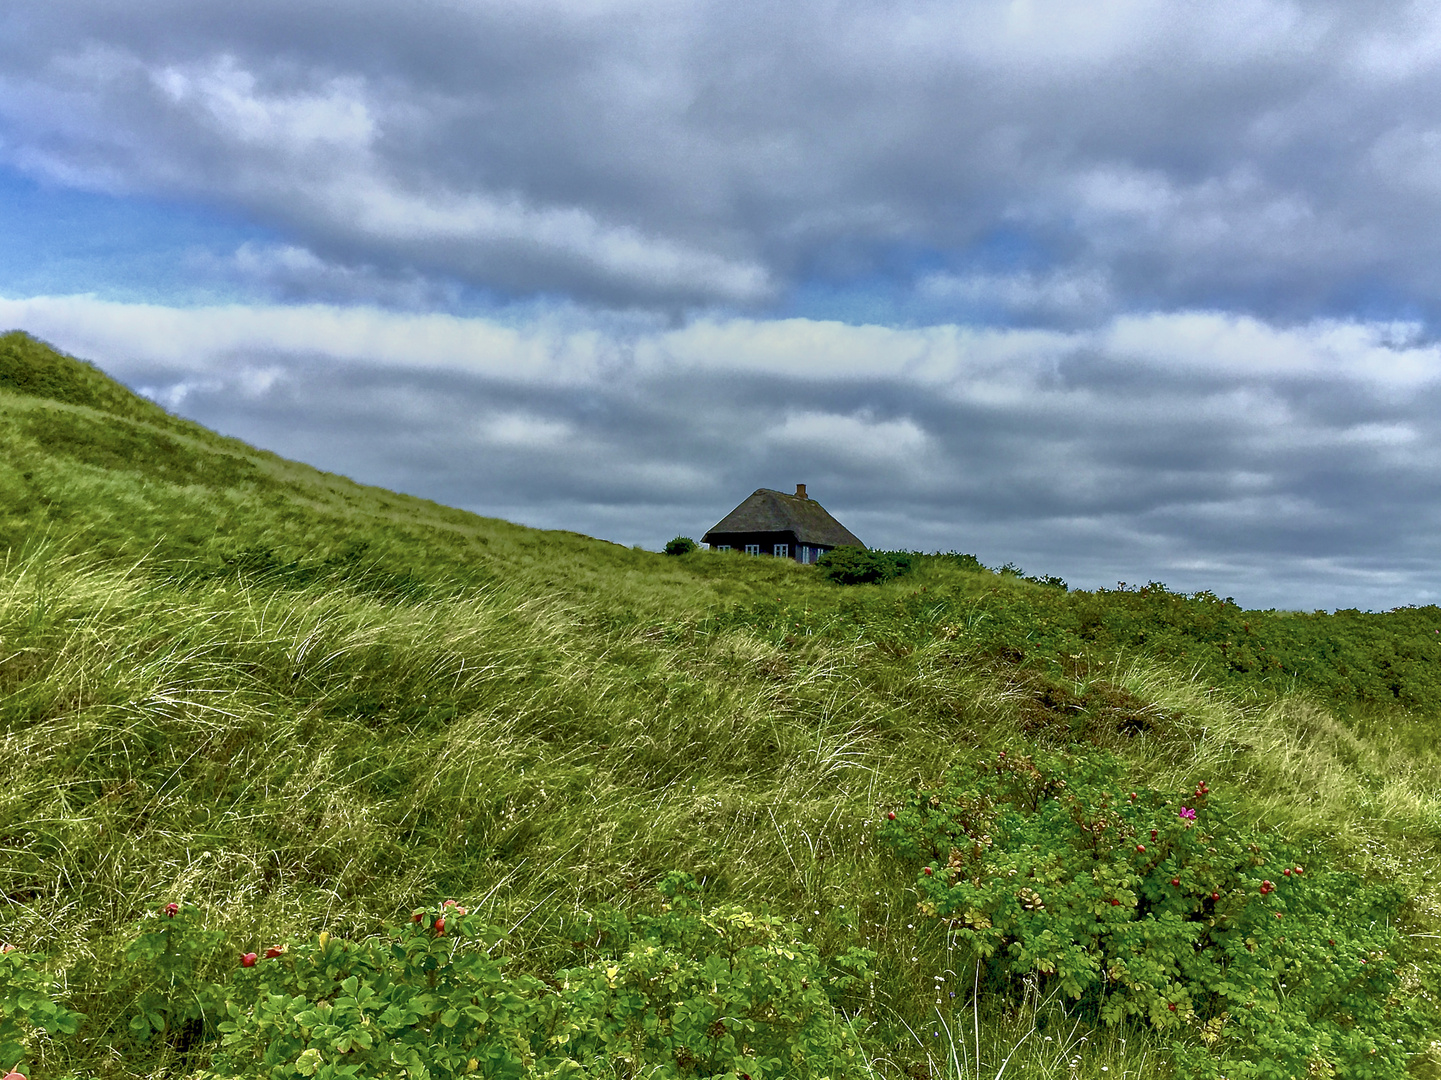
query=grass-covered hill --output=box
[1,329,1438,1079]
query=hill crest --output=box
[0,329,174,424]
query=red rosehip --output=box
[3,1070,27,1080]
[412,912,423,922]
[886,812,896,820]
[1170,878,1180,887]
[1150,830,1157,840]
[164,902,180,918]
[1110,898,1120,906]
[1329,939,1335,946]
[1294,866,1303,875]
[923,867,933,876]
[998,751,1006,758]
[434,917,446,934]
[264,946,285,959]
[1168,1003,1176,1011]
[240,952,257,967]
[1128,792,1137,801]
[1211,892,1220,901]
[1283,869,1291,876]
[1136,844,1145,853]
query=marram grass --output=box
[3,545,1438,1076]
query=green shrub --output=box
[941,551,988,574]
[193,880,871,1079]
[880,749,1421,1079]
[0,945,84,1072]
[118,903,235,1049]
[206,902,544,1080]
[816,547,914,585]
[556,871,873,1079]
[664,536,698,556]
[1025,573,1068,590]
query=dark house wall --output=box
[706,531,834,564]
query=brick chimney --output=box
[795,483,808,499]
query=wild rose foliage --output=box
[207,907,544,1080]
[1,887,870,1079]
[120,902,228,1046]
[550,872,872,1080]
[880,749,1421,1079]
[206,884,869,1080]
[0,947,82,1074]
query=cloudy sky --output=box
[5,1,1441,609]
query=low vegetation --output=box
[815,546,915,585]
[0,331,1438,1078]
[885,750,1421,1077]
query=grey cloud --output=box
[6,1,1441,314]
[193,243,466,308]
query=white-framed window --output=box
[714,544,731,551]
[774,543,789,558]
[798,545,810,564]
[745,544,760,556]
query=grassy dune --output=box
[1,330,1438,1078]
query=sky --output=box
[4,1,1441,610]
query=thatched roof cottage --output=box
[702,484,864,564]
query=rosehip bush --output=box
[879,749,1422,1079]
[118,901,227,1048]
[202,876,872,1080]
[554,871,873,1079]
[0,946,83,1073]
[205,908,547,1080]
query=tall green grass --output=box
[3,545,1437,1075]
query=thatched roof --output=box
[703,487,865,549]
